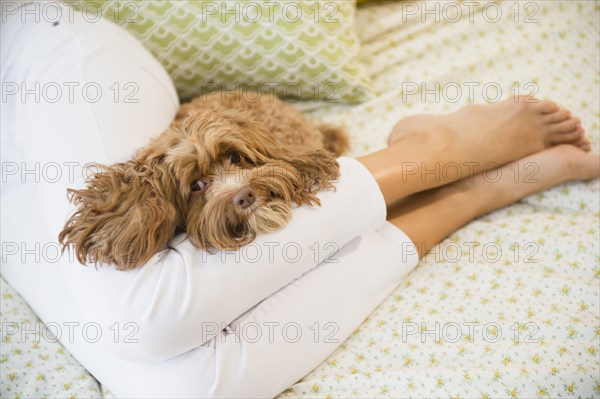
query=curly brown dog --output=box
[59,91,349,270]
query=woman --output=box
[2,3,598,398]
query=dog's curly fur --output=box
[59,91,349,270]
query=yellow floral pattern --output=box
[0,277,102,399]
[282,1,600,398]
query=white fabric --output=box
[0,3,419,398]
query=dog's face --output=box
[168,110,336,250]
[59,109,339,270]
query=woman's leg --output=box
[387,144,600,257]
[357,98,589,204]
[197,222,418,398]
[188,146,600,397]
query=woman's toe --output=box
[576,136,591,152]
[543,108,571,123]
[549,127,584,145]
[538,99,560,114]
[550,118,580,134]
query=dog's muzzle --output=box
[232,186,255,209]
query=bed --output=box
[1,1,598,398]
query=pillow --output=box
[83,0,371,103]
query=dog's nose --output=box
[232,186,255,209]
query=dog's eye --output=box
[229,152,241,165]
[190,180,206,193]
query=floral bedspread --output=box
[281,1,600,398]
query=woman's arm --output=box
[2,2,387,366]
[62,157,388,362]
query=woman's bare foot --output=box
[359,96,594,203]
[461,144,599,216]
[388,96,591,163]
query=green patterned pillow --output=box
[84,1,371,103]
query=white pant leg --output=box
[1,4,419,397]
[200,223,418,398]
[84,224,418,399]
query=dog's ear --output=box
[269,147,340,207]
[58,158,180,270]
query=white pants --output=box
[0,3,419,397]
